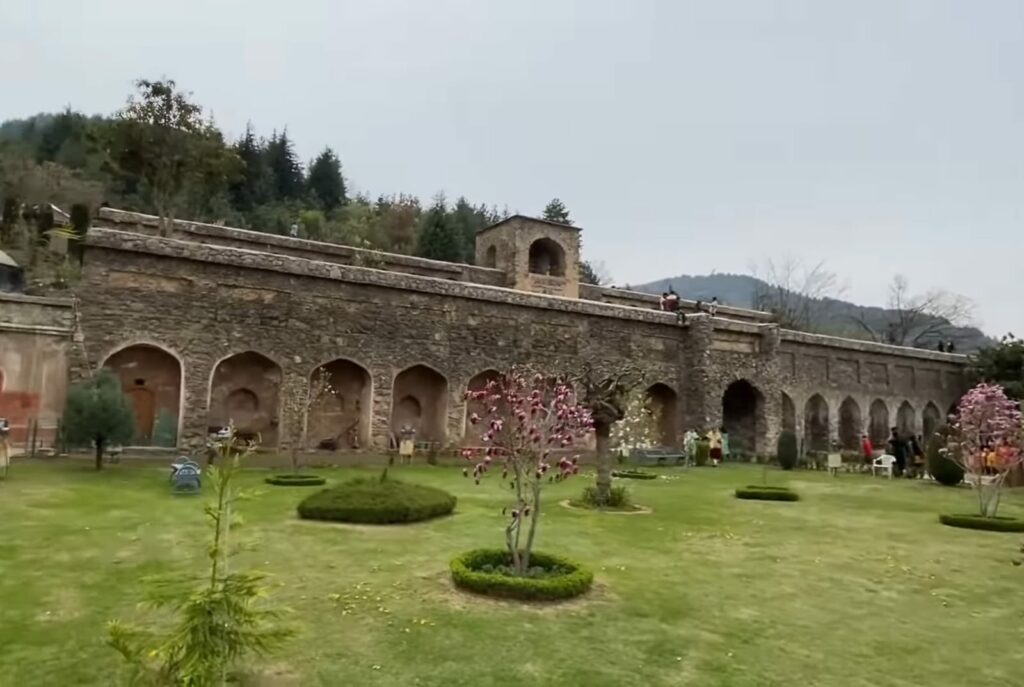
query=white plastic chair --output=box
[827,453,843,476]
[872,454,896,479]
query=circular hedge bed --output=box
[450,549,593,601]
[938,513,1024,532]
[265,474,326,487]
[297,478,456,524]
[735,486,799,502]
[612,469,657,480]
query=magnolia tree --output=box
[463,369,593,575]
[949,383,1023,517]
[610,388,659,454]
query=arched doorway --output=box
[209,351,282,446]
[804,394,830,452]
[781,392,796,433]
[722,380,765,458]
[528,238,566,276]
[869,399,889,447]
[307,359,371,450]
[646,383,679,446]
[922,402,942,441]
[897,401,917,438]
[464,369,501,444]
[392,365,448,443]
[838,397,862,451]
[102,344,182,446]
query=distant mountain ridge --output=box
[634,273,994,353]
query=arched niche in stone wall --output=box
[803,394,830,452]
[923,402,942,441]
[838,397,862,451]
[308,358,372,450]
[646,382,679,447]
[102,343,182,447]
[528,238,566,277]
[391,364,448,444]
[722,379,765,458]
[463,369,501,445]
[869,399,889,447]
[897,401,917,438]
[209,351,282,447]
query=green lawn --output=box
[2,461,1023,686]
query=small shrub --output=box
[297,478,455,524]
[694,439,710,467]
[927,433,964,487]
[450,549,593,601]
[578,485,631,509]
[265,474,326,487]
[611,469,656,480]
[744,484,788,490]
[777,431,798,470]
[938,513,1024,532]
[735,487,799,502]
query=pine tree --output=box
[542,198,572,225]
[448,196,491,264]
[265,129,304,200]
[416,195,461,262]
[306,147,347,211]
[229,123,273,211]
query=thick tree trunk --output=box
[94,438,104,471]
[595,422,612,506]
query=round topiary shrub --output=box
[735,486,799,501]
[938,513,1024,532]
[611,469,657,480]
[926,433,964,487]
[297,478,456,524]
[694,439,711,467]
[450,548,593,601]
[777,430,798,470]
[265,474,326,487]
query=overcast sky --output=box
[3,1,1022,336]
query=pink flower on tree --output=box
[463,368,594,575]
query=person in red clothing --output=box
[861,432,874,468]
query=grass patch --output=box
[938,513,1024,532]
[450,549,593,601]
[297,477,455,524]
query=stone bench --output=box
[629,447,685,466]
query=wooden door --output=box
[126,387,156,444]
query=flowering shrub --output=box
[610,388,659,453]
[462,368,593,576]
[949,383,1024,517]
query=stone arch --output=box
[308,358,372,450]
[722,379,765,458]
[209,351,282,446]
[463,369,501,444]
[897,401,917,438]
[646,382,679,446]
[483,245,497,268]
[804,394,830,452]
[528,238,566,277]
[102,343,182,447]
[869,399,889,446]
[391,364,448,443]
[923,401,942,441]
[781,392,796,433]
[838,397,862,451]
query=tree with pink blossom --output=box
[463,368,593,575]
[949,382,1023,517]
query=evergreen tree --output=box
[448,196,491,264]
[415,195,461,262]
[265,129,304,200]
[229,123,273,211]
[61,369,135,470]
[306,147,347,211]
[542,197,572,225]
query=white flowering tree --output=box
[610,388,659,455]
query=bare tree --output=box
[851,275,976,348]
[283,367,336,474]
[750,258,847,331]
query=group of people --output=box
[936,340,957,353]
[658,288,720,322]
[860,428,925,477]
[683,426,730,466]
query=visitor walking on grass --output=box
[708,427,723,466]
[861,432,874,467]
[720,427,730,462]
[683,428,699,466]
[888,427,907,476]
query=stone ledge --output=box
[0,292,74,308]
[0,322,73,336]
[779,328,967,363]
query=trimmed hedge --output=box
[927,434,964,487]
[735,486,799,501]
[694,439,711,467]
[297,478,456,524]
[265,474,326,487]
[744,484,788,490]
[777,431,798,470]
[450,549,593,601]
[612,469,657,480]
[938,513,1024,533]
